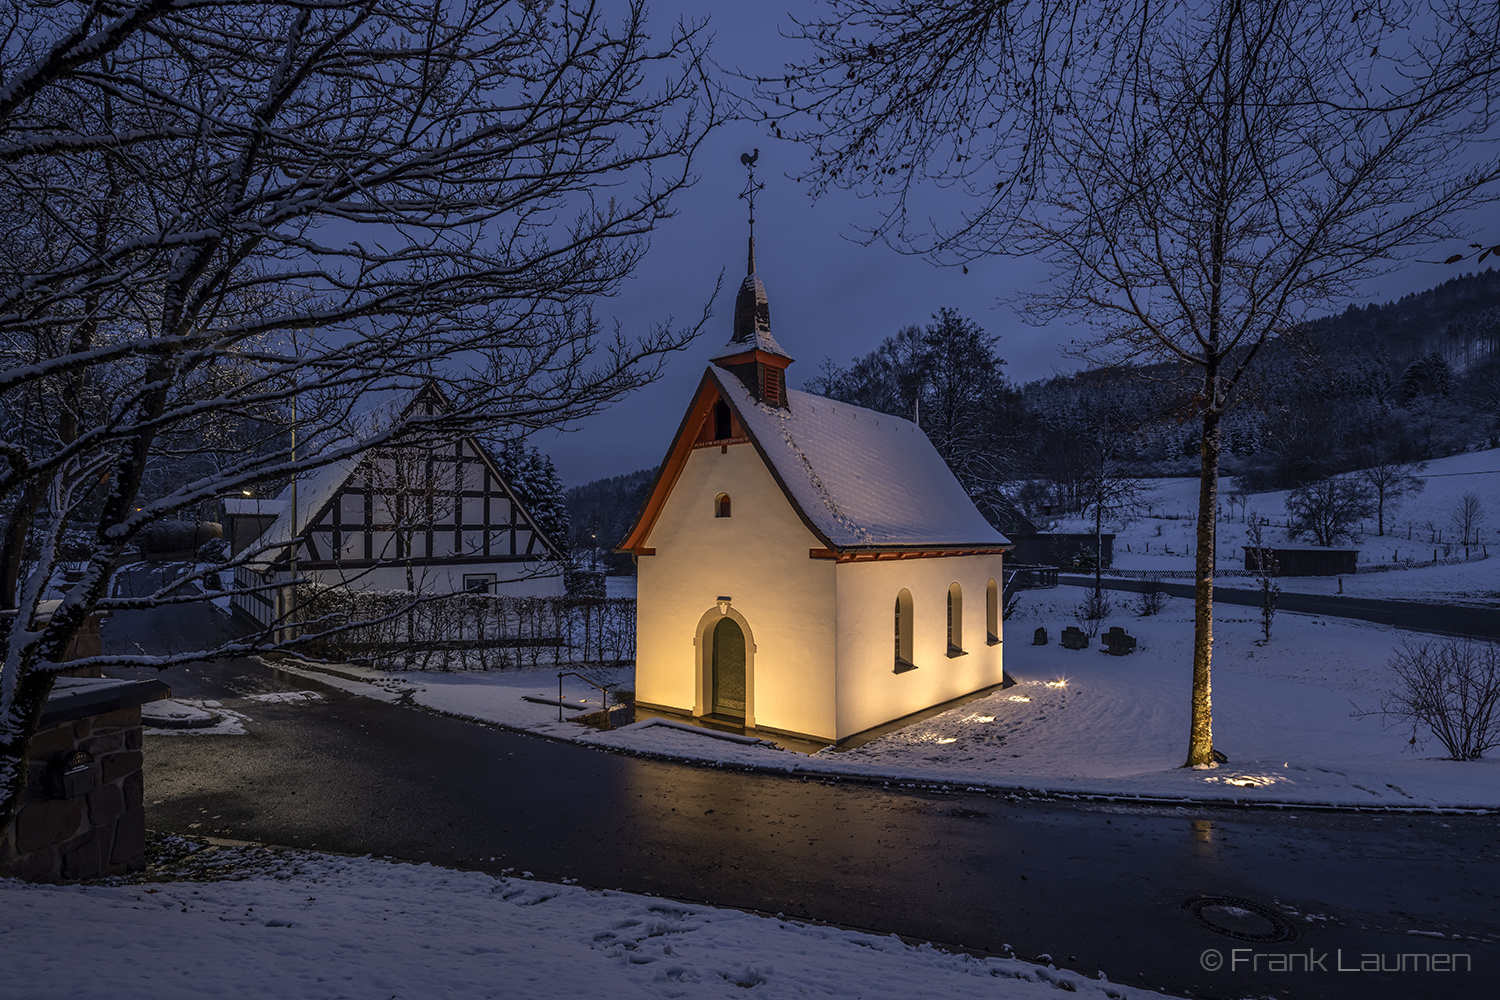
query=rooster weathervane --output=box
[738,148,763,237]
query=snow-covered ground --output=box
[1095,447,1500,603]
[268,586,1500,810]
[0,841,1172,999]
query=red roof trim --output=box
[713,348,792,370]
[617,373,723,554]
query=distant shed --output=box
[1243,546,1358,577]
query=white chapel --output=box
[620,240,1011,744]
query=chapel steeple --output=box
[711,150,793,409]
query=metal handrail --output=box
[557,670,611,729]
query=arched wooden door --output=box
[711,617,746,718]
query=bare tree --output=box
[1226,489,1249,524]
[764,0,1499,767]
[0,0,716,825]
[1357,639,1500,761]
[1452,492,1487,546]
[1358,450,1427,537]
[1285,477,1377,547]
[1024,3,1500,765]
[1244,517,1279,643]
[1075,402,1143,602]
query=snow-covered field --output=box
[270,586,1500,810]
[1097,447,1500,603]
[0,842,1171,999]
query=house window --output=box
[463,574,497,594]
[947,583,964,657]
[714,400,732,440]
[987,578,1000,645]
[894,589,915,672]
[764,368,781,404]
[715,493,731,518]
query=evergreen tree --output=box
[494,437,569,552]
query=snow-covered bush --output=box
[1135,572,1168,616]
[1074,592,1110,637]
[1361,640,1500,760]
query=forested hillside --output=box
[815,270,1500,522]
[565,467,657,573]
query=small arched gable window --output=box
[714,493,731,518]
[947,583,964,657]
[987,578,1000,645]
[713,400,732,440]
[894,589,915,672]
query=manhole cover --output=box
[1183,896,1299,944]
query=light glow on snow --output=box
[1204,773,1284,788]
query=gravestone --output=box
[1103,626,1137,656]
[1060,626,1089,650]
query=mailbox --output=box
[48,749,94,799]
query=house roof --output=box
[241,456,363,569]
[620,367,1009,553]
[221,497,288,518]
[238,385,566,569]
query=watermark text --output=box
[1199,948,1471,974]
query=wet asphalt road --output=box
[118,653,1500,1000]
[1056,575,1500,639]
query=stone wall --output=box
[1,679,166,882]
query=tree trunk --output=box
[0,483,41,609]
[1094,501,1104,600]
[1185,405,1222,767]
[0,665,58,830]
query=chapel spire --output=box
[712,150,793,408]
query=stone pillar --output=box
[1,678,169,882]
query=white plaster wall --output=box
[833,553,1006,740]
[635,442,838,740]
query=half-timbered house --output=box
[232,387,564,627]
[619,242,1011,744]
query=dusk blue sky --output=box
[537,0,1478,488]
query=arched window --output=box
[894,589,914,672]
[714,493,731,518]
[947,583,964,656]
[713,400,732,440]
[987,578,1000,645]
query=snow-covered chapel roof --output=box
[711,369,1006,549]
[621,367,1008,553]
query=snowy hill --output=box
[1096,448,1500,603]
